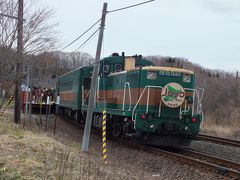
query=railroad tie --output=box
[102,110,107,164]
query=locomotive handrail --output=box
[132,85,163,123]
[196,88,204,123]
[182,88,204,123]
[132,86,146,122]
[158,96,162,117]
[179,100,187,119]
[183,88,195,116]
[132,86,204,126]
[82,86,84,105]
[122,82,132,111]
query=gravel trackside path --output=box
[43,115,220,180]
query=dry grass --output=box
[0,106,225,179]
[201,113,240,139]
[0,109,138,180]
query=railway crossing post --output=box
[25,66,30,117]
[45,96,50,132]
[0,95,14,118]
[102,110,107,164]
[39,95,43,125]
[54,96,60,135]
[28,66,33,125]
[81,3,108,152]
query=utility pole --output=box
[14,0,24,123]
[82,3,108,152]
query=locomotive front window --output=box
[103,65,110,74]
[83,77,91,89]
[115,64,122,72]
[183,74,191,83]
[147,71,156,80]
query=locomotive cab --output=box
[99,53,153,77]
[97,53,204,146]
[131,66,204,146]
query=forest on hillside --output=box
[0,0,239,134]
[0,49,94,92]
[1,49,239,131]
[148,56,240,132]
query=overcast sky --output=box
[35,0,240,71]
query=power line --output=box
[33,28,99,69]
[59,1,155,52]
[73,28,100,53]
[108,0,155,13]
[60,18,101,51]
[0,13,18,20]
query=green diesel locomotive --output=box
[56,53,204,146]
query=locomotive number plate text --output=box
[159,71,181,77]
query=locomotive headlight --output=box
[183,74,191,83]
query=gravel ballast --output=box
[189,140,240,163]
[48,116,225,179]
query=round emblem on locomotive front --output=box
[161,82,185,108]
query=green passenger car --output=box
[57,53,204,146]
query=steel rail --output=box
[178,147,240,171]
[194,134,240,148]
[148,147,240,179]
[50,114,240,178]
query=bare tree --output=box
[147,55,240,128]
[0,0,58,82]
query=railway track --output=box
[50,116,240,178]
[63,118,240,178]
[147,147,240,179]
[194,134,240,148]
